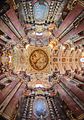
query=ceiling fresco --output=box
[33,1,49,23]
[33,97,49,118]
[29,49,49,71]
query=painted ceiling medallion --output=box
[29,49,49,71]
[33,97,49,118]
[33,1,49,22]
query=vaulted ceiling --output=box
[0,0,84,89]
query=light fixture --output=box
[9,56,12,63]
[62,45,66,50]
[26,44,30,49]
[79,49,82,52]
[71,47,75,50]
[36,32,43,36]
[35,84,44,88]
[80,58,84,62]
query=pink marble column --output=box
[6,7,26,38]
[60,77,84,102]
[2,83,25,119]
[0,74,6,80]
[55,84,84,118]
[74,39,84,45]
[0,80,19,104]
[0,39,6,46]
[60,20,84,43]
[53,3,84,38]
[74,73,84,82]
[0,19,19,42]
